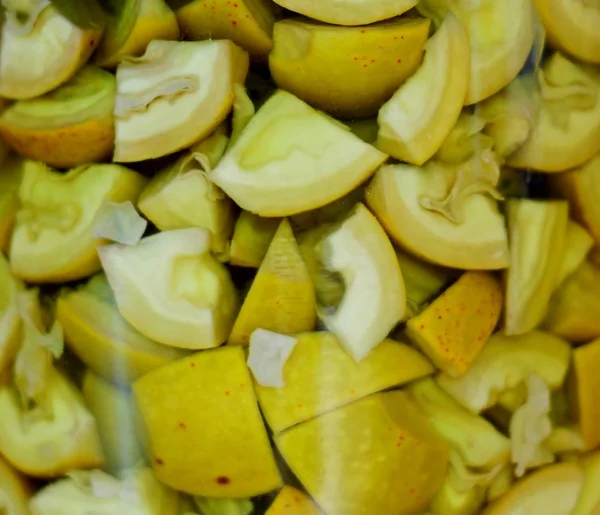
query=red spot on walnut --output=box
[225,391,230,396]
[231,20,237,27]
[397,59,402,63]
[216,476,230,484]
[155,458,164,465]
[178,422,186,429]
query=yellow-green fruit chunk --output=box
[396,249,457,319]
[377,12,470,165]
[0,3,102,99]
[507,52,600,172]
[271,0,418,26]
[534,0,600,64]
[138,126,233,258]
[229,211,280,268]
[275,391,449,515]
[316,204,405,361]
[483,462,583,515]
[553,152,600,245]
[29,468,180,515]
[365,152,509,270]
[228,219,316,345]
[82,370,145,472]
[434,111,494,165]
[9,161,146,283]
[114,40,249,162]
[254,332,433,433]
[266,486,323,515]
[0,157,25,252]
[57,274,187,386]
[572,451,600,515]
[290,185,366,232]
[418,0,535,105]
[504,199,569,335]
[269,17,430,119]
[555,221,594,288]
[133,346,282,496]
[0,457,31,515]
[406,271,503,378]
[0,246,22,378]
[209,89,387,217]
[99,228,239,350]
[0,454,31,515]
[408,379,511,471]
[96,0,180,68]
[476,73,541,160]
[0,66,116,169]
[545,261,600,342]
[437,331,571,414]
[176,0,275,57]
[568,338,600,450]
[0,368,104,477]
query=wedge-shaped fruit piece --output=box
[275,391,449,515]
[507,53,600,172]
[0,367,104,477]
[483,462,583,515]
[545,261,600,342]
[535,0,600,64]
[419,0,535,105]
[429,480,485,515]
[99,228,238,349]
[266,486,322,515]
[228,219,316,345]
[193,497,254,515]
[406,271,502,378]
[555,221,594,288]
[254,332,433,433]
[134,346,282,496]
[175,0,275,57]
[437,331,571,413]
[314,204,405,361]
[290,184,366,232]
[114,40,249,162]
[272,0,418,26]
[376,12,470,165]
[138,126,233,258]
[476,73,541,159]
[573,451,600,515]
[269,18,430,119]
[95,0,180,68]
[487,466,514,503]
[229,211,280,268]
[0,249,22,378]
[0,454,31,515]
[0,66,116,168]
[9,161,146,283]
[568,338,600,450]
[366,151,509,270]
[553,153,600,245]
[29,468,180,515]
[409,379,511,472]
[0,3,102,99]
[434,111,494,165]
[0,157,25,252]
[509,375,555,477]
[210,90,387,217]
[57,274,186,385]
[505,199,568,335]
[82,370,145,473]
[397,249,458,319]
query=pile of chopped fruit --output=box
[2,0,600,513]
